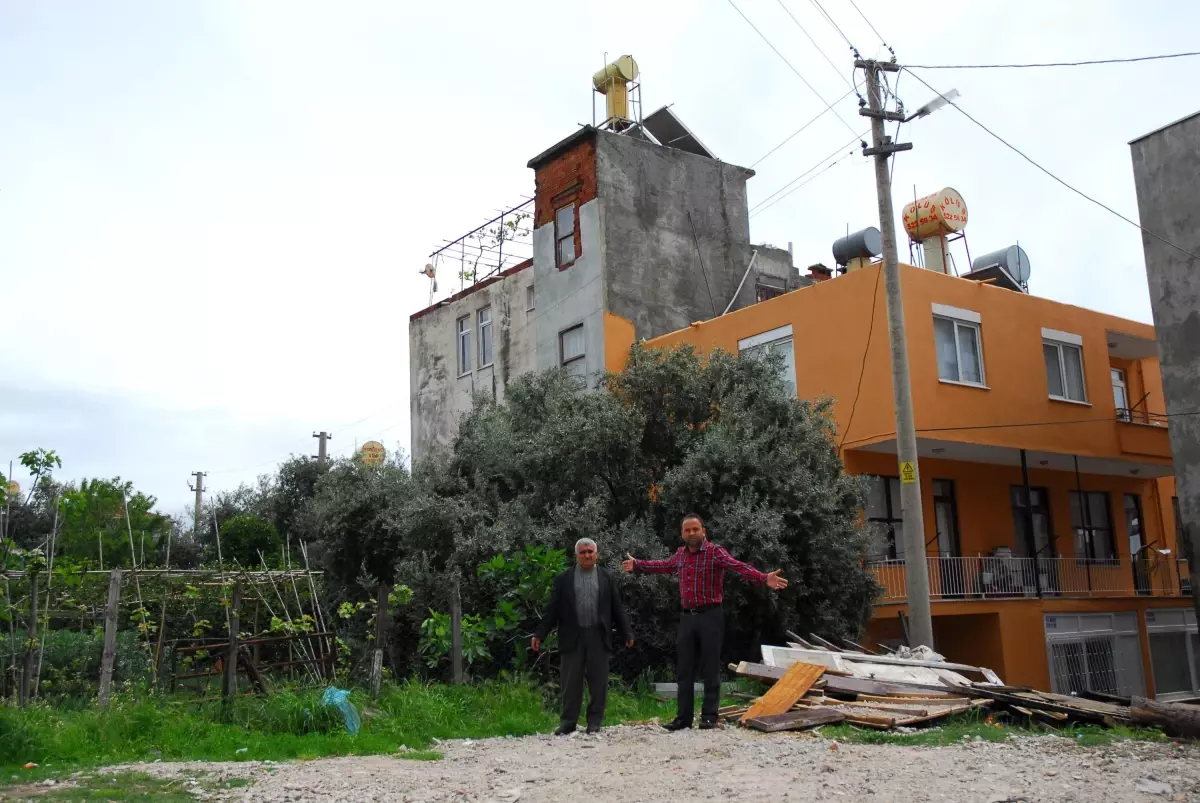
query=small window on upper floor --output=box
[555,204,576,267]
[738,325,796,394]
[932,304,985,386]
[560,324,586,385]
[456,315,471,377]
[526,284,535,311]
[1043,328,1087,403]
[477,306,493,368]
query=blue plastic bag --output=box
[322,686,361,736]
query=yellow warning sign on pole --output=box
[899,461,916,484]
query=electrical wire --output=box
[750,131,867,214]
[838,264,883,450]
[749,87,857,168]
[908,51,1200,69]
[845,0,891,52]
[806,0,856,52]
[750,146,861,217]
[775,0,856,90]
[904,68,1200,262]
[725,0,861,138]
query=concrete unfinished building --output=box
[409,69,803,459]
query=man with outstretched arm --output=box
[622,513,787,731]
[533,537,634,735]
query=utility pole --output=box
[188,472,206,540]
[312,431,331,468]
[858,57,934,650]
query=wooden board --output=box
[731,661,788,683]
[744,708,845,733]
[740,662,826,723]
[822,675,964,699]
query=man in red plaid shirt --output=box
[622,513,787,731]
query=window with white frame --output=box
[477,306,493,368]
[1043,329,1087,402]
[931,304,984,386]
[555,204,576,267]
[456,315,471,376]
[1146,608,1199,701]
[738,325,796,394]
[559,324,585,383]
[526,284,535,311]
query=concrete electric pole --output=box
[188,472,206,539]
[312,431,331,467]
[858,57,935,650]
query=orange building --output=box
[613,260,1197,700]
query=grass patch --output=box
[0,678,677,784]
[5,772,198,802]
[820,709,1170,747]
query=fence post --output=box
[450,577,463,684]
[19,569,39,707]
[370,583,390,698]
[98,569,123,710]
[223,582,242,704]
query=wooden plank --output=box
[822,674,963,698]
[856,693,971,705]
[965,685,1114,723]
[732,661,788,683]
[740,662,826,723]
[831,699,932,716]
[744,708,845,733]
[97,569,123,710]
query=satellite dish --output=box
[421,263,438,293]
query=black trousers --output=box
[675,606,723,724]
[560,626,610,729]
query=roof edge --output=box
[409,258,534,322]
[527,126,598,169]
[1129,109,1200,144]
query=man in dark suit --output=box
[532,537,634,735]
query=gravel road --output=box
[127,725,1200,803]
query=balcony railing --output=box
[1116,406,1169,427]
[869,555,1191,602]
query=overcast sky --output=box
[2,0,1196,515]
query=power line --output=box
[724,0,860,138]
[751,145,862,217]
[749,88,857,168]
[903,68,1200,262]
[750,131,867,214]
[805,0,856,52]
[908,51,1200,69]
[775,0,856,90]
[845,0,891,52]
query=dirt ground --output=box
[116,726,1200,803]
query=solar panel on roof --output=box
[642,106,715,159]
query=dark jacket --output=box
[535,565,633,653]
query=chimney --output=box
[808,263,832,282]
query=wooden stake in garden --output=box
[370,583,391,698]
[98,568,123,710]
[18,559,40,707]
[32,494,61,699]
[451,576,463,685]
[122,488,155,684]
[222,581,242,704]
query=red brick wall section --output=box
[534,139,597,267]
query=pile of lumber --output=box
[724,633,1200,739]
[724,659,989,733]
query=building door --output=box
[1044,612,1145,697]
[1112,368,1129,421]
[932,480,964,596]
[1125,493,1148,594]
[1011,486,1058,593]
[866,476,904,561]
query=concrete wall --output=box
[409,265,535,460]
[1131,112,1200,583]
[595,131,756,340]
[531,197,606,386]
